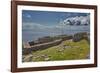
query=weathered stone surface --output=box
[58,49,64,52]
[23,39,62,54]
[86,54,90,59]
[44,57,50,61]
[23,55,33,62]
[73,32,88,42]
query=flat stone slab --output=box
[44,57,50,61]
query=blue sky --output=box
[22,10,89,26]
[22,10,90,42]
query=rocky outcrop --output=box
[73,32,89,42]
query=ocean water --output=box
[22,29,90,42]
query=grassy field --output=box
[23,39,90,62]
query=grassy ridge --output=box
[23,39,90,62]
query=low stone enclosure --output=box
[23,39,62,54]
[23,32,89,55]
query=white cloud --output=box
[62,15,90,26]
[27,14,31,18]
[22,23,44,31]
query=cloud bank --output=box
[22,15,90,32]
[63,15,90,26]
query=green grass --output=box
[23,39,90,62]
